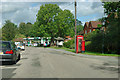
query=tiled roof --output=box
[65,36,71,38]
[13,38,24,42]
[86,22,89,26]
[90,21,102,28]
[85,22,89,27]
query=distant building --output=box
[13,38,24,42]
[64,36,73,42]
[83,21,102,34]
[54,37,64,47]
[84,22,89,34]
[23,37,51,46]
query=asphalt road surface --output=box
[0,47,119,78]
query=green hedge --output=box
[63,39,75,49]
[85,32,118,54]
[85,32,104,53]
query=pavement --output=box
[0,47,119,78]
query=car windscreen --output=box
[0,42,11,50]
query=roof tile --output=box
[90,21,102,28]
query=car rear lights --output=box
[5,50,13,54]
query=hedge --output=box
[63,39,75,49]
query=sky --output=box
[0,0,105,28]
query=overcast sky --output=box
[0,0,105,27]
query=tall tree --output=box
[54,9,74,37]
[76,19,83,35]
[32,4,75,45]
[2,20,17,41]
[18,22,26,35]
[102,2,120,54]
[35,4,62,39]
[25,22,33,37]
[13,34,26,40]
[18,22,33,37]
[85,2,120,54]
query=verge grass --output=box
[49,46,119,57]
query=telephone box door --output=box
[76,35,84,53]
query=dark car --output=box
[0,41,21,64]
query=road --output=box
[0,47,119,78]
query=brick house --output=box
[13,38,24,42]
[84,22,89,34]
[84,21,102,34]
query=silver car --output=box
[0,41,21,64]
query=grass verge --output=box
[49,46,119,57]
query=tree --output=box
[103,2,120,54]
[97,17,106,23]
[30,22,40,37]
[32,4,75,45]
[13,34,26,40]
[25,22,33,37]
[2,20,17,41]
[18,22,26,35]
[76,19,83,35]
[18,22,33,37]
[86,2,120,54]
[54,9,75,37]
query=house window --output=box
[90,29,92,32]
[85,30,87,34]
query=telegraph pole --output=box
[75,0,77,53]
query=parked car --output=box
[0,41,21,64]
[15,42,20,46]
[26,43,32,46]
[33,43,38,47]
[17,43,25,50]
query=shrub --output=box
[85,33,103,53]
[84,31,98,41]
[85,41,91,46]
[63,39,75,49]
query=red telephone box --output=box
[76,35,85,53]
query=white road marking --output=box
[0,66,6,69]
[1,66,5,68]
[0,66,17,69]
